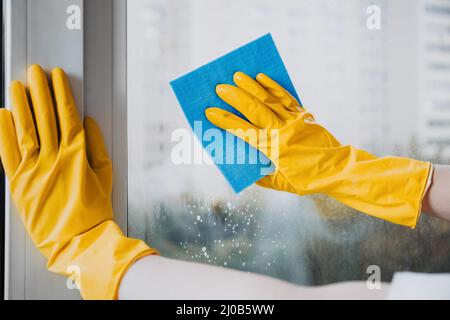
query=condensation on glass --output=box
[127,0,450,286]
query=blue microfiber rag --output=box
[170,33,301,193]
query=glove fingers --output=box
[10,80,40,160]
[256,175,279,190]
[84,117,112,193]
[256,73,303,112]
[216,84,282,129]
[205,107,261,150]
[0,109,21,179]
[256,174,297,194]
[51,67,83,145]
[84,117,111,169]
[28,65,59,157]
[233,72,296,122]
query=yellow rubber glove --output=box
[205,72,432,228]
[0,65,157,299]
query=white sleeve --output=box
[387,272,450,300]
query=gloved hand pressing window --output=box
[0,65,158,299]
[206,72,432,228]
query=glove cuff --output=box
[324,149,432,228]
[47,220,159,299]
[282,144,432,228]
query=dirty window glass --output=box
[127,0,450,286]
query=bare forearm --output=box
[422,165,450,222]
[119,255,388,300]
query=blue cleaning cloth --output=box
[170,33,301,193]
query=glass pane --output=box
[127,0,450,286]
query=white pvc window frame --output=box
[3,0,127,300]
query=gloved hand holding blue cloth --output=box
[170,33,301,193]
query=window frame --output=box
[3,0,127,300]
[1,0,6,299]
